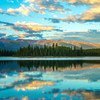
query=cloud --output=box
[6,0,65,15]
[14,21,54,32]
[80,5,100,22]
[46,30,100,43]
[4,33,43,40]
[0,8,3,13]
[64,0,100,5]
[7,8,18,15]
[0,33,6,37]
[59,0,100,23]
[45,15,80,23]
[0,21,57,39]
[45,18,60,23]
[46,4,100,23]
[0,21,14,26]
[54,29,63,32]
[0,8,14,16]
[7,5,30,16]
[25,0,64,12]
[66,5,100,22]
[0,21,54,33]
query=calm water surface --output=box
[0,59,100,100]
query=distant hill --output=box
[0,38,100,50]
[35,40,100,49]
[0,39,37,50]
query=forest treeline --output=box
[0,43,100,56]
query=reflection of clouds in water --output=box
[44,89,100,100]
[0,61,100,99]
[15,80,54,91]
[22,72,43,78]
[43,68,100,82]
[0,96,29,100]
[0,71,100,99]
[0,67,100,91]
[0,71,54,91]
[22,96,29,100]
[0,90,99,100]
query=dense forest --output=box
[0,43,100,56]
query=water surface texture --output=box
[0,60,100,100]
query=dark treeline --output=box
[0,49,15,56]
[0,43,100,56]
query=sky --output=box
[0,0,100,43]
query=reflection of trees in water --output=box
[18,60,100,71]
[0,61,19,73]
[0,60,100,72]
[18,60,84,71]
[0,61,12,65]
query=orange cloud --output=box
[65,0,100,4]
[81,5,100,21]
[15,22,54,32]
[58,4,100,22]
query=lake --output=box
[0,58,100,100]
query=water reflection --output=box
[0,60,100,100]
[0,60,100,72]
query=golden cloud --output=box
[7,8,16,14]
[17,34,26,38]
[81,5,100,21]
[59,4,100,22]
[15,22,54,32]
[65,0,100,4]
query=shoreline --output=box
[0,57,100,60]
